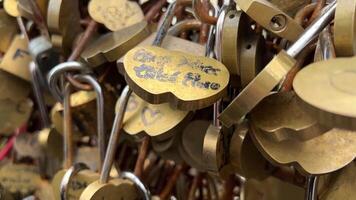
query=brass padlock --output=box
[236,0,304,41]
[81,21,150,67]
[0,10,18,53]
[121,92,192,141]
[219,1,337,127]
[47,0,83,55]
[88,0,144,31]
[123,2,230,110]
[0,35,32,81]
[334,0,356,56]
[79,86,144,200]
[243,176,304,200]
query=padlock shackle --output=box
[286,1,336,58]
[305,176,318,200]
[100,86,132,183]
[47,61,91,102]
[167,19,202,36]
[316,26,336,60]
[74,74,106,172]
[120,171,151,200]
[153,1,177,46]
[29,62,51,128]
[60,163,89,200]
[63,83,74,169]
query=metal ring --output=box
[60,163,89,200]
[119,171,151,200]
[47,61,91,102]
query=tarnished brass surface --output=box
[334,0,356,56]
[0,163,41,197]
[229,122,271,180]
[123,46,230,110]
[52,169,99,200]
[179,120,210,170]
[293,57,356,130]
[236,0,304,41]
[81,21,150,67]
[0,10,18,53]
[268,0,309,17]
[47,0,82,54]
[78,179,138,200]
[220,9,248,76]
[251,124,356,175]
[319,163,356,200]
[244,176,304,200]
[117,33,206,67]
[4,0,20,17]
[121,92,191,140]
[219,50,296,127]
[0,35,32,81]
[88,0,144,31]
[250,92,328,142]
[239,33,264,88]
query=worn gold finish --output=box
[251,124,356,175]
[0,163,41,197]
[0,35,32,81]
[4,0,20,17]
[293,57,356,130]
[268,0,309,17]
[121,92,191,140]
[239,33,264,88]
[117,33,205,70]
[229,122,271,180]
[219,50,296,127]
[52,169,99,200]
[123,46,230,110]
[47,0,82,54]
[250,92,328,142]
[202,124,233,173]
[0,70,32,136]
[236,0,304,41]
[244,177,304,200]
[88,0,144,31]
[0,10,18,53]
[220,10,248,76]
[81,21,150,67]
[319,163,356,200]
[334,0,356,56]
[78,179,139,200]
[38,128,63,161]
[179,120,210,170]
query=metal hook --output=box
[47,61,90,102]
[100,86,132,183]
[60,163,89,200]
[120,171,151,200]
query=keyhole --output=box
[269,14,287,32]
